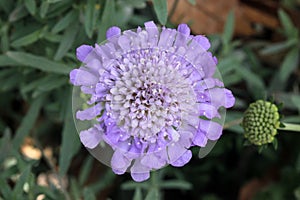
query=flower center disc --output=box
[106,48,197,144]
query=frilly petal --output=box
[80,126,103,149]
[106,26,121,39]
[131,159,150,182]
[76,45,93,62]
[171,150,192,167]
[111,150,132,175]
[70,68,98,86]
[199,119,223,140]
[76,103,103,120]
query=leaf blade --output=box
[6,51,72,74]
[153,0,168,25]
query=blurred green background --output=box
[0,0,300,199]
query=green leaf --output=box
[12,166,31,199]
[84,0,97,38]
[145,188,159,200]
[153,0,168,25]
[9,5,28,22]
[278,9,297,38]
[0,55,19,66]
[6,51,72,74]
[11,29,41,47]
[97,0,115,42]
[222,11,235,44]
[70,178,81,200]
[79,156,93,186]
[0,177,13,200]
[278,47,299,83]
[121,181,149,190]
[54,23,78,60]
[160,180,192,190]
[133,187,143,200]
[0,128,12,163]
[259,39,297,55]
[40,1,49,18]
[83,187,96,200]
[59,90,81,176]
[12,95,44,148]
[1,24,9,52]
[24,0,37,15]
[236,66,265,98]
[51,10,78,34]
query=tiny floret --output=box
[70,21,235,182]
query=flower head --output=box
[70,21,235,182]
[242,100,280,146]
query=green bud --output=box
[242,100,280,146]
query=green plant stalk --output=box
[279,123,300,132]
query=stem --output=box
[223,118,243,129]
[278,123,300,132]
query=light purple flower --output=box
[70,21,235,182]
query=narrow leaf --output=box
[24,0,37,15]
[84,0,97,38]
[97,0,115,42]
[54,23,78,60]
[133,187,142,200]
[12,166,31,199]
[278,47,299,83]
[59,90,81,176]
[278,9,297,38]
[6,51,72,74]
[79,156,94,186]
[153,0,168,25]
[160,180,192,190]
[222,11,235,44]
[0,177,13,200]
[40,1,49,18]
[0,55,19,66]
[145,188,159,200]
[51,10,78,34]
[12,95,44,148]
[11,29,41,47]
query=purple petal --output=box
[171,150,192,167]
[199,103,221,119]
[158,28,176,48]
[76,45,93,62]
[111,150,131,175]
[76,103,103,120]
[106,26,121,39]
[225,89,235,108]
[145,21,159,46]
[199,119,223,140]
[167,142,187,163]
[193,35,210,50]
[177,24,190,36]
[193,131,208,147]
[80,126,102,149]
[130,160,150,182]
[141,153,166,169]
[69,68,98,86]
[208,87,235,109]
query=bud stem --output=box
[279,123,300,132]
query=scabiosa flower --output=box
[70,21,235,182]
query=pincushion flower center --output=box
[107,49,195,143]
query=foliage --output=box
[0,0,300,199]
